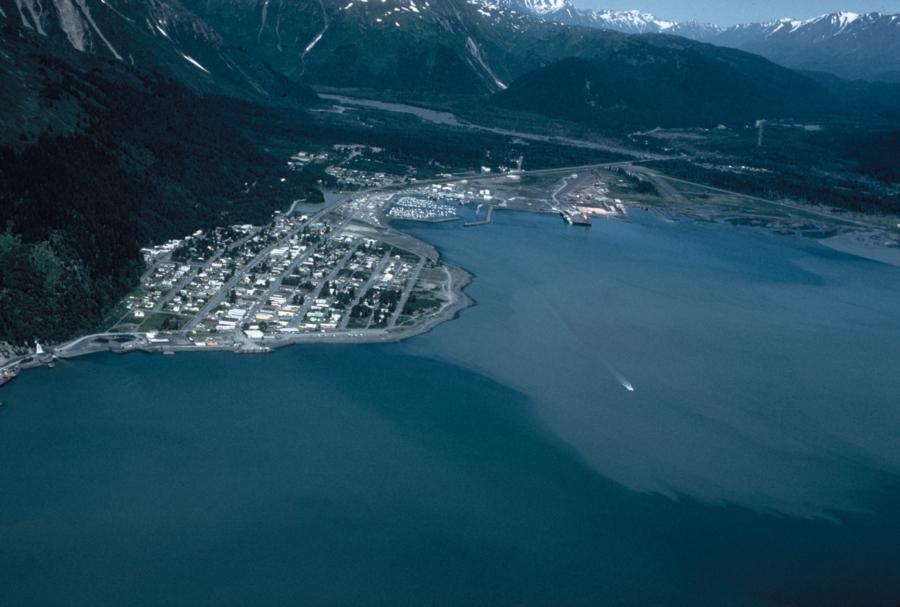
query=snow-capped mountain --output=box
[7,0,897,86]
[172,0,827,107]
[479,0,708,34]
[572,10,677,33]
[560,9,723,38]
[685,11,893,47]
[498,1,900,83]
[542,6,681,34]
[517,0,569,15]
[687,11,900,83]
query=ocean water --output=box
[2,210,899,606]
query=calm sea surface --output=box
[2,210,899,606]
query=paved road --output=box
[244,239,326,321]
[183,193,355,332]
[289,244,360,329]
[338,251,393,329]
[550,172,593,209]
[388,257,426,327]
[54,332,145,357]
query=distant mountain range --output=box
[2,0,889,134]
[500,1,900,83]
[5,0,898,94]
[697,12,900,83]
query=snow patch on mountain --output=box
[181,52,210,73]
[486,1,898,47]
[518,0,567,15]
[584,9,677,33]
[833,11,860,31]
[716,10,899,40]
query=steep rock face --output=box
[0,0,315,99]
[181,0,838,106]
[192,0,531,92]
[182,0,520,94]
[1,0,859,122]
[10,0,125,57]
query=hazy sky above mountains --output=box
[575,1,900,25]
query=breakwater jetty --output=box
[464,204,494,227]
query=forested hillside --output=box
[493,46,826,131]
[0,41,320,344]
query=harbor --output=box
[560,209,593,226]
[464,204,495,227]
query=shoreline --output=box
[6,167,900,391]
[818,231,900,268]
[0,259,474,388]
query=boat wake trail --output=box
[607,365,635,392]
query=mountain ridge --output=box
[499,1,900,82]
[0,0,318,101]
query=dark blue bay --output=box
[2,210,899,606]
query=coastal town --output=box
[0,160,679,389]
[100,183,474,354]
[0,172,493,385]
[7,155,884,392]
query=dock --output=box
[560,209,593,226]
[464,204,494,227]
